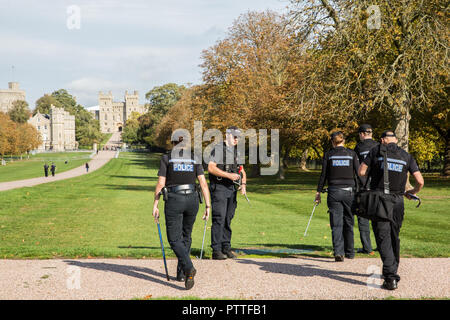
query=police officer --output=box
[152,132,211,290]
[353,124,378,254]
[359,130,424,290]
[50,163,56,177]
[315,131,359,262]
[208,126,247,260]
[44,163,49,177]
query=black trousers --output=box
[356,216,373,253]
[210,183,237,253]
[164,192,199,273]
[372,195,404,282]
[327,188,355,257]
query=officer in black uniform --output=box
[315,131,359,262]
[359,130,424,290]
[208,126,247,260]
[152,132,211,290]
[353,124,378,254]
[44,163,49,177]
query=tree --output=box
[34,94,62,115]
[145,83,186,121]
[122,112,141,146]
[16,123,41,159]
[8,100,31,123]
[288,0,449,174]
[0,113,18,159]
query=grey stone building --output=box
[0,82,26,113]
[98,90,146,133]
[28,105,77,151]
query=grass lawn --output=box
[0,152,448,259]
[0,152,92,183]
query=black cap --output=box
[358,124,372,133]
[381,130,396,138]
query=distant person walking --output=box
[50,163,56,177]
[43,163,49,177]
[85,162,89,173]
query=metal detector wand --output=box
[199,219,207,259]
[304,202,319,237]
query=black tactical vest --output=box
[209,143,239,186]
[368,144,414,193]
[165,149,198,187]
[325,146,357,187]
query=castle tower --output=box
[124,90,139,121]
[0,81,26,113]
[50,105,65,151]
[99,91,113,133]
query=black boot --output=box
[212,251,227,260]
[185,268,197,290]
[382,279,398,290]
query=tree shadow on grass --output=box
[64,260,183,290]
[109,175,158,181]
[102,184,152,192]
[237,259,369,287]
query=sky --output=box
[0,0,289,108]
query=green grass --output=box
[0,152,448,259]
[0,152,92,183]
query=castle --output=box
[28,105,77,151]
[0,82,26,113]
[98,90,146,133]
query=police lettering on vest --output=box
[157,149,204,187]
[317,147,360,192]
[363,143,419,194]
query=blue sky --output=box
[0,0,289,108]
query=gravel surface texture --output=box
[0,257,448,300]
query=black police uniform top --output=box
[363,143,420,194]
[354,138,379,186]
[354,139,379,163]
[157,149,204,187]
[208,142,239,188]
[317,146,360,193]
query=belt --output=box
[328,186,353,192]
[167,184,196,194]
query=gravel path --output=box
[0,257,448,300]
[0,132,121,192]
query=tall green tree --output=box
[34,94,62,115]
[145,83,186,121]
[8,100,30,123]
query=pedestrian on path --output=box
[50,163,56,177]
[85,162,89,173]
[44,163,49,177]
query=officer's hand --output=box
[152,207,160,223]
[228,173,240,181]
[202,207,210,221]
[405,190,417,200]
[240,184,246,195]
[315,192,321,204]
